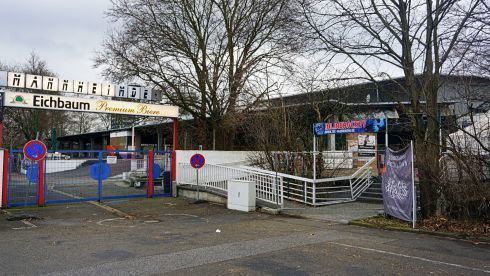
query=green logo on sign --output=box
[11,95,27,104]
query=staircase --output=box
[358,179,383,203]
[358,178,421,205]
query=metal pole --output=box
[196,168,200,200]
[131,125,135,161]
[132,126,135,150]
[51,128,57,151]
[312,126,316,181]
[98,152,103,202]
[2,149,9,208]
[148,150,154,198]
[0,91,4,148]
[38,158,45,207]
[411,140,416,229]
[304,181,307,206]
[172,118,178,182]
[385,118,389,150]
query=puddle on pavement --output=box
[7,214,42,221]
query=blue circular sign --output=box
[90,163,111,181]
[190,154,205,169]
[26,163,39,183]
[23,140,47,161]
[152,164,162,179]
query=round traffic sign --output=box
[90,163,112,181]
[23,140,47,161]
[190,153,205,169]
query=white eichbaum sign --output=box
[0,71,161,101]
[4,91,179,118]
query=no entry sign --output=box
[190,153,205,169]
[23,140,47,161]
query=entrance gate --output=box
[5,149,172,208]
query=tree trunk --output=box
[196,118,208,149]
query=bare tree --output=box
[96,114,113,131]
[441,107,489,219]
[1,52,70,148]
[300,0,487,218]
[96,0,300,148]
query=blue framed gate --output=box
[6,149,173,207]
[7,149,39,207]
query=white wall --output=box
[176,150,253,165]
[46,160,87,173]
[21,160,87,174]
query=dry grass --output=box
[357,215,490,238]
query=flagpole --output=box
[411,140,416,229]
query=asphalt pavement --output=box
[0,198,488,275]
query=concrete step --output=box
[360,191,382,198]
[365,187,382,193]
[369,185,381,190]
[358,196,383,204]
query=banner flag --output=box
[382,144,414,222]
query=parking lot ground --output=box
[0,197,489,275]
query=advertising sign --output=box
[1,71,159,101]
[107,156,117,164]
[382,144,415,222]
[3,91,178,118]
[358,134,376,158]
[314,118,386,136]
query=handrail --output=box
[242,157,375,184]
[240,165,314,183]
[179,163,275,178]
[351,157,376,178]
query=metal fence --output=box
[6,149,173,208]
[7,150,38,207]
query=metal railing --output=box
[177,156,375,208]
[243,156,375,206]
[177,163,283,206]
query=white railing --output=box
[177,163,283,206]
[242,156,376,206]
[349,157,375,199]
[130,159,147,171]
[177,156,375,207]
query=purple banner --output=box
[382,145,413,221]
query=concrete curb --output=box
[258,207,281,215]
[348,220,490,243]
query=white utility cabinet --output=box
[227,179,256,212]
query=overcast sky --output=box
[0,0,113,81]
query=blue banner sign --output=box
[314,118,386,135]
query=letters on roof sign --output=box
[0,71,161,102]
